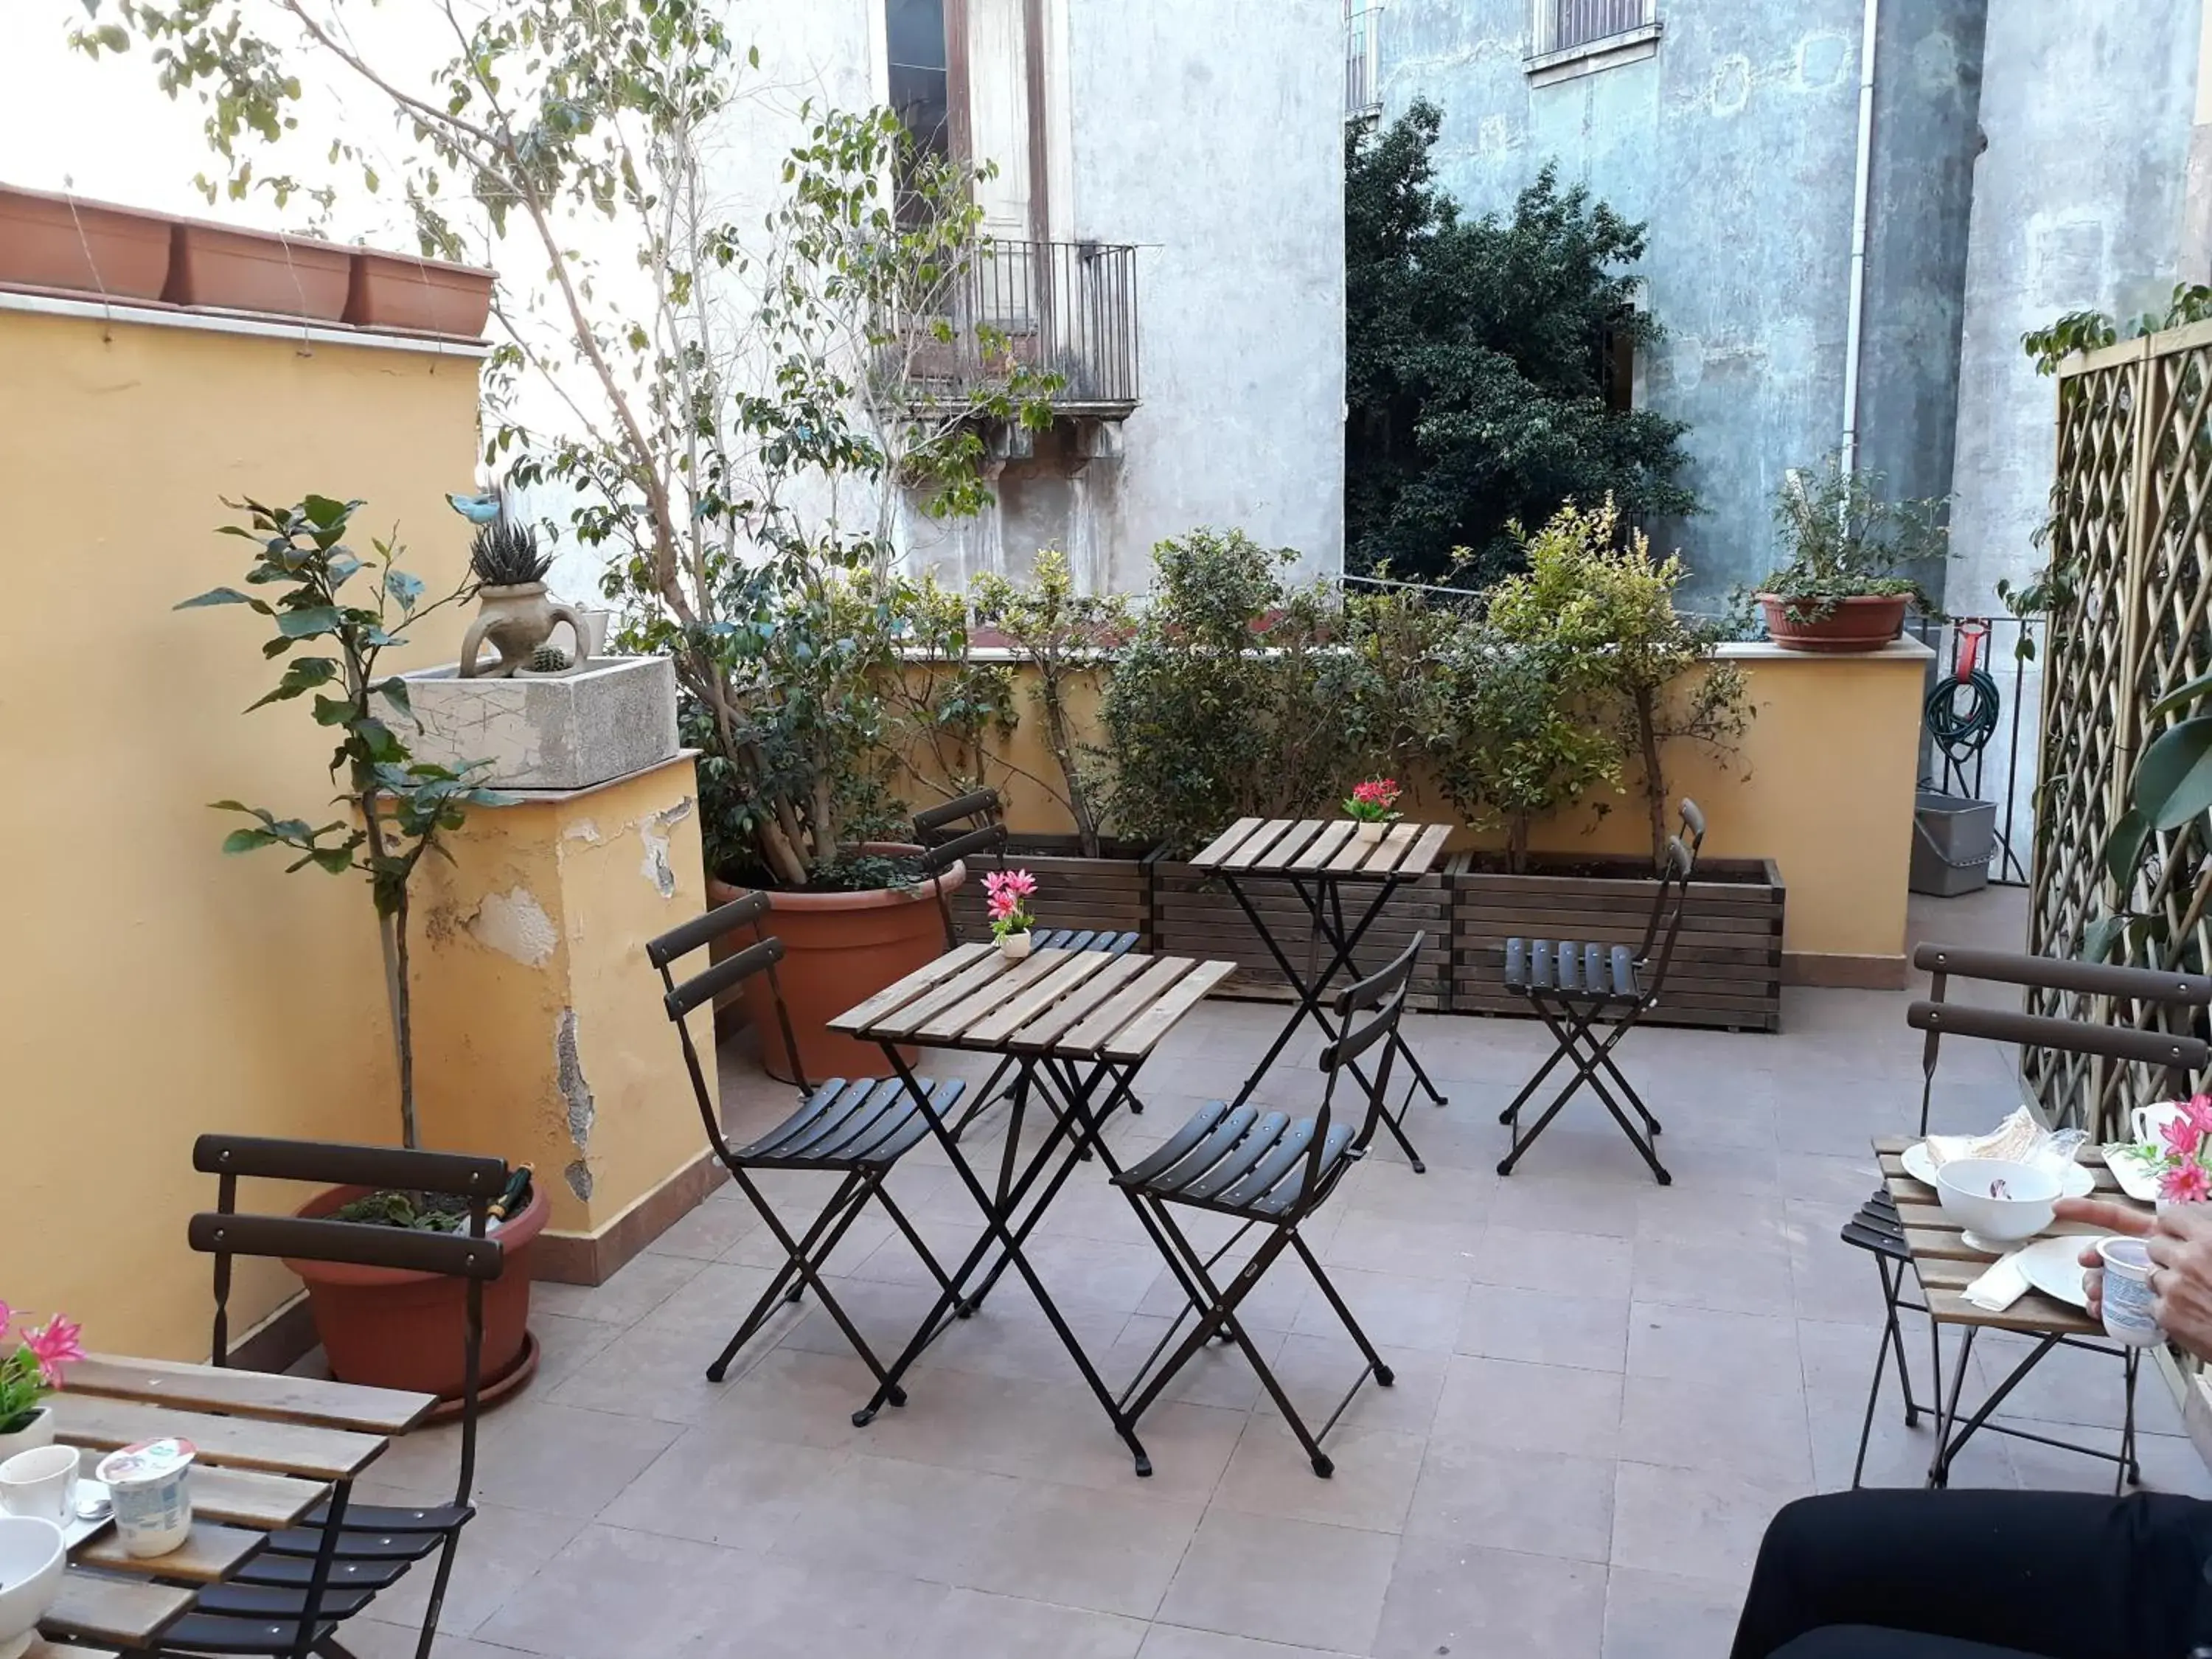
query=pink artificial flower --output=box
[23,1315,82,1385]
[0,1302,13,1341]
[2162,1116,2205,1161]
[2183,1093,2212,1134]
[1352,779,1401,810]
[983,869,1037,903]
[987,891,1019,922]
[2162,1161,2211,1204]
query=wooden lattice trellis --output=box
[2028,320,2212,1135]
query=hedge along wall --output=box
[897,639,1931,987]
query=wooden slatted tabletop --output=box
[832,948,1237,1060]
[1874,1133,2145,1337]
[39,1355,427,1652]
[1188,817,1453,881]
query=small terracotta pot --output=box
[345,250,495,338]
[709,844,964,1085]
[288,1180,547,1399]
[0,186,172,301]
[1758,592,1910,653]
[166,223,351,321]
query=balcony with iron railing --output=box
[892,237,1140,419]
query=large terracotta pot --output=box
[344,250,495,338]
[166,223,351,321]
[0,186,172,301]
[1758,591,1910,653]
[288,1180,547,1400]
[708,843,964,1085]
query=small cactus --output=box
[529,644,572,674]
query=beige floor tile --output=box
[915,1587,1149,1658]
[1601,1566,1747,1659]
[1475,1225,1635,1298]
[462,1402,684,1518]
[1610,1461,1806,1587]
[1430,1354,1623,1458]
[1155,1509,1399,1655]
[1290,1264,1467,1352]
[1618,1371,1812,1484]
[1402,1443,1615,1563]
[1256,1336,1448,1438]
[1324,1211,1487,1282]
[1626,1301,1802,1386]
[1371,1537,1607,1659]
[595,1419,851,1551]
[529,1251,706,1328]
[1211,1417,1426,1531]
[1136,1627,1359,1659]
[964,1476,1206,1616]
[1458,1282,1631,1371]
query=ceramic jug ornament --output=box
[458,521,584,678]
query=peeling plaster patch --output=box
[1708,54,1752,116]
[467,887,557,967]
[639,796,696,900]
[563,818,604,845]
[556,1008,596,1202]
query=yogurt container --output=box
[96,1437,195,1558]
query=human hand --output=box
[2055,1197,2152,1324]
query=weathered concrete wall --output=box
[1065,0,1346,588]
[1947,0,2204,619]
[1380,0,1982,608]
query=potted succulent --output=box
[459,520,585,678]
[0,1304,83,1464]
[985,869,1039,959]
[180,494,545,1402]
[1343,779,1403,845]
[1755,456,1946,653]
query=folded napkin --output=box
[1964,1251,2030,1312]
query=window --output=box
[1527,0,1660,81]
[887,0,953,219]
[1345,4,1383,123]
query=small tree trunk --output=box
[1040,669,1100,858]
[1634,684,1667,873]
[388,894,417,1152]
[1506,813,1531,875]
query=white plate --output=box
[1901,1139,2094,1199]
[2102,1144,2164,1203]
[2014,1234,2095,1309]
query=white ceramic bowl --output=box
[1935,1156,2061,1242]
[0,1512,66,1650]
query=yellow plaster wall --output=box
[410,758,711,1245]
[0,307,481,1359]
[924,640,1930,968]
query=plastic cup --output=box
[96,1437,195,1558]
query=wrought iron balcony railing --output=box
[1532,0,1655,58]
[891,237,1140,417]
[1346,7,1383,120]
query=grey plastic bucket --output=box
[1910,790,1997,897]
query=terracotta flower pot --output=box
[1758,591,1910,653]
[344,250,495,338]
[707,844,964,1085]
[288,1180,547,1401]
[165,223,351,321]
[0,186,172,301]
[459,582,584,678]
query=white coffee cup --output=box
[2097,1235,2166,1348]
[0,1444,78,1526]
[96,1438,195,1558]
[2132,1102,2187,1145]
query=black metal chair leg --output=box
[706,1169,866,1381]
[1289,1231,1394,1388]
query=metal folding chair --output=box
[1113,935,1425,1478]
[1839,1186,1935,1488]
[914,788,1144,1143]
[647,892,969,1398]
[1874,942,2212,1491]
[168,1135,507,1659]
[1498,798,1707,1186]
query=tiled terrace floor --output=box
[347,888,2212,1659]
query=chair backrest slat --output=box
[188,1213,504,1279]
[664,937,786,1020]
[646,891,770,969]
[1907,1001,2211,1070]
[1911,943,2212,1008]
[1305,935,1425,1208]
[192,1135,505,1200]
[914,787,1003,836]
[914,788,1009,950]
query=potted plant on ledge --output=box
[1756,455,1946,653]
[181,494,545,1402]
[0,1306,83,1464]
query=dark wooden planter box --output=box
[938,835,1154,947]
[1449,855,1784,1032]
[1150,861,1451,1010]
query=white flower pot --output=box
[999,931,1033,961]
[0,1405,55,1467]
[1353,820,1387,845]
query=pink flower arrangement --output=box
[2129,1095,2212,1204]
[1344,778,1403,824]
[984,868,1037,939]
[0,1301,83,1433]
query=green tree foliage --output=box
[1345,102,1695,583]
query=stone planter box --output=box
[398,655,678,790]
[1448,855,1785,1032]
[1150,860,1451,1010]
[931,835,1154,947]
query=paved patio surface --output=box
[344,886,2211,1659]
